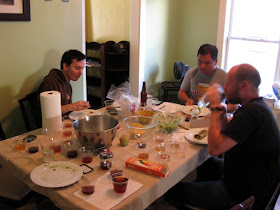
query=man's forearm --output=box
[178,89,190,103]
[61,104,71,114]
[208,106,227,155]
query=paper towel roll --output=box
[40,91,62,134]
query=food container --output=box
[122,116,157,141]
[153,113,181,133]
[73,115,119,149]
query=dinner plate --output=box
[152,102,183,114]
[30,161,83,188]
[181,105,210,117]
[69,109,101,120]
[184,128,208,145]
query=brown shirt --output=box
[38,69,72,105]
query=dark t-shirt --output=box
[222,98,280,209]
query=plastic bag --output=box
[106,82,139,117]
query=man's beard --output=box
[226,88,242,104]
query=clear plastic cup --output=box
[13,136,26,151]
[79,146,95,163]
[41,137,55,162]
[110,172,129,193]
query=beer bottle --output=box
[140,82,147,106]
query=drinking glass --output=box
[41,137,55,162]
[152,128,168,145]
[156,151,171,168]
[79,146,95,163]
[110,172,129,193]
[104,99,114,110]
[166,141,187,159]
[197,93,209,108]
[146,89,153,107]
[80,176,95,195]
[13,136,26,151]
[27,138,39,153]
[110,159,125,176]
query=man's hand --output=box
[61,101,90,114]
[186,99,194,106]
[207,83,225,107]
[70,101,90,111]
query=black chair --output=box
[161,61,190,102]
[230,196,255,210]
[265,181,280,210]
[18,92,42,132]
[0,122,5,140]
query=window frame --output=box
[217,0,280,88]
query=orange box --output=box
[126,157,169,178]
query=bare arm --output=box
[61,101,90,114]
[178,88,194,105]
[207,84,237,156]
[208,107,237,156]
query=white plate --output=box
[181,106,210,117]
[69,109,101,120]
[184,128,208,145]
[152,102,183,114]
[30,161,83,188]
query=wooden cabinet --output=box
[86,41,129,108]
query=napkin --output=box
[152,102,183,114]
[74,173,143,210]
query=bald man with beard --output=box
[166,64,280,209]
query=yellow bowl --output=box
[136,110,155,117]
[136,110,155,124]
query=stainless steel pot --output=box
[73,115,119,149]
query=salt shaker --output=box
[191,105,199,119]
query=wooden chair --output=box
[86,41,104,108]
[265,181,280,210]
[18,92,42,132]
[230,196,255,210]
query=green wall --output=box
[177,0,220,67]
[0,0,220,137]
[0,1,84,137]
[86,0,130,43]
[143,0,220,97]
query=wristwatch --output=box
[210,106,225,112]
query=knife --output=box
[178,124,189,130]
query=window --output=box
[220,0,280,96]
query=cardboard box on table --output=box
[126,157,169,178]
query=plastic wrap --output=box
[106,82,139,117]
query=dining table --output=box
[0,102,210,210]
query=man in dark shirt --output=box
[38,49,90,115]
[166,64,280,209]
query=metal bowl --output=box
[73,115,119,149]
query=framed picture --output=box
[0,0,30,21]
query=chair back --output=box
[0,122,5,140]
[265,181,280,210]
[230,196,255,210]
[18,92,42,132]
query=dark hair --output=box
[60,49,86,70]
[197,44,218,61]
[236,64,261,89]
